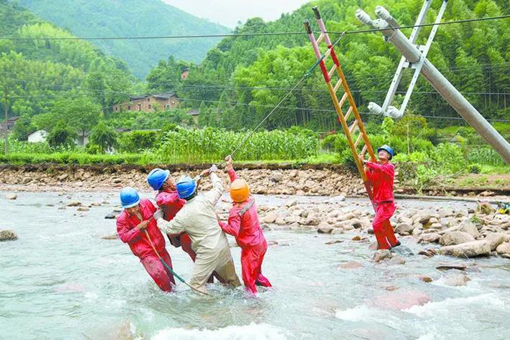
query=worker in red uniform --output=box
[218,156,272,295]
[116,187,175,292]
[147,168,221,283]
[361,145,401,250]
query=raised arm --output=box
[219,211,241,237]
[227,169,239,183]
[203,171,224,206]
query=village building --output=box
[112,92,180,113]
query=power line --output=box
[1,15,508,41]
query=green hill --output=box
[18,0,230,78]
[0,0,135,139]
[146,0,509,130]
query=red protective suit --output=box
[219,169,272,294]
[366,161,399,250]
[117,199,175,292]
[156,189,221,283]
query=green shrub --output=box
[468,163,482,174]
[118,130,160,153]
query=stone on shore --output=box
[0,229,18,241]
[439,240,491,258]
[439,231,475,246]
[6,194,17,200]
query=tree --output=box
[51,97,100,140]
[47,120,76,147]
[198,101,209,127]
[12,116,36,141]
[89,121,118,152]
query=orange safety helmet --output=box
[230,178,250,203]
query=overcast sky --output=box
[163,0,310,28]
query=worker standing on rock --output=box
[147,168,221,284]
[155,165,241,294]
[361,145,401,250]
[116,187,176,292]
[218,156,272,295]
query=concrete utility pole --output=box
[356,6,510,164]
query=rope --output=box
[143,223,210,296]
[229,33,346,158]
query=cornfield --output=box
[156,128,319,163]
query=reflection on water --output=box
[1,192,509,340]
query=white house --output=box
[28,130,48,143]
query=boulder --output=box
[317,223,333,234]
[459,223,481,239]
[496,242,510,256]
[0,229,18,241]
[439,231,475,246]
[439,240,491,258]
[417,214,432,225]
[261,211,278,224]
[395,223,414,235]
[419,233,441,244]
[67,201,82,207]
[484,233,506,251]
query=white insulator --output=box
[387,106,403,119]
[356,9,373,26]
[368,102,383,115]
[375,6,392,21]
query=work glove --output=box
[209,164,218,173]
[153,209,164,220]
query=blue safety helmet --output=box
[377,145,394,160]
[147,168,170,190]
[120,187,140,208]
[176,175,197,199]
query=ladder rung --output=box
[344,106,353,121]
[328,64,337,79]
[333,78,343,93]
[317,33,325,45]
[354,133,363,148]
[349,120,358,134]
[360,144,368,158]
[338,92,348,109]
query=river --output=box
[1,192,509,340]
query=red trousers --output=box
[140,249,175,292]
[241,240,272,294]
[372,203,399,250]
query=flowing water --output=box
[1,192,510,340]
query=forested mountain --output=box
[0,0,135,139]
[17,0,230,78]
[147,0,509,130]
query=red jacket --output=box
[219,169,266,248]
[116,199,165,259]
[156,189,185,221]
[366,161,394,203]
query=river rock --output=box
[373,249,392,262]
[112,177,122,184]
[439,231,475,246]
[58,173,69,181]
[77,207,90,212]
[419,233,441,244]
[371,289,430,310]
[284,199,297,207]
[484,233,506,251]
[6,194,17,200]
[418,249,437,258]
[101,234,119,240]
[417,214,432,225]
[317,223,333,234]
[303,215,321,226]
[262,211,278,224]
[271,172,284,182]
[105,210,120,219]
[443,272,471,287]
[460,223,481,239]
[395,223,414,235]
[388,255,406,265]
[436,263,467,271]
[418,275,433,283]
[476,202,496,215]
[339,261,363,269]
[67,201,82,207]
[0,229,18,241]
[439,240,491,258]
[325,240,343,245]
[496,242,510,257]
